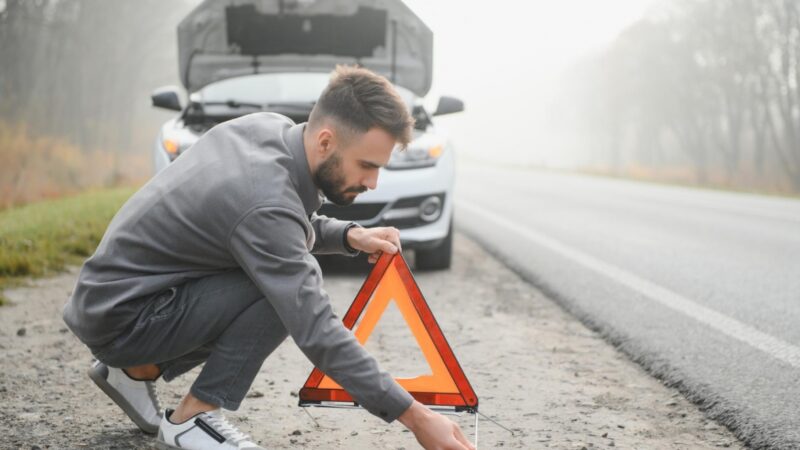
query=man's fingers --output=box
[355,227,402,254]
[447,440,470,450]
[383,227,402,251]
[453,423,475,450]
[377,238,398,254]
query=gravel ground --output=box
[0,233,744,449]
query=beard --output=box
[313,151,366,206]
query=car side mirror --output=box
[432,96,464,116]
[151,86,182,111]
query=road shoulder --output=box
[0,234,742,448]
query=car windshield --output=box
[192,72,415,110]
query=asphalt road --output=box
[454,164,800,449]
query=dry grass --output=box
[0,120,148,208]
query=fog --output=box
[0,0,198,205]
[413,0,800,193]
[404,0,656,166]
[2,0,799,206]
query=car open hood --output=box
[178,0,433,97]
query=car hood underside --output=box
[178,0,433,97]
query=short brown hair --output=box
[309,65,414,147]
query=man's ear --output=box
[316,127,335,159]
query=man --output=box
[62,66,474,450]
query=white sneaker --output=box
[88,360,162,434]
[156,408,265,449]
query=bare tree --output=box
[555,0,800,193]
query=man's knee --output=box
[248,297,289,342]
[219,297,288,356]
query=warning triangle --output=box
[299,252,478,412]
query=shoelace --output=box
[145,380,162,414]
[206,413,253,444]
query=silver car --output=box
[150,0,463,269]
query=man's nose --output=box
[363,172,379,191]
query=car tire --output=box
[415,220,453,271]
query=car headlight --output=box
[385,144,444,170]
[160,129,198,161]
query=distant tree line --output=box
[556,0,800,193]
[0,0,195,152]
[0,0,196,205]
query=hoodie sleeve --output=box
[228,205,413,422]
[308,212,360,256]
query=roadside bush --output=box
[0,120,147,208]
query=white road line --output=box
[457,200,800,369]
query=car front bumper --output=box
[318,151,455,249]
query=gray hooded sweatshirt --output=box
[62,112,413,422]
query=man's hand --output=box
[398,401,476,450]
[346,226,402,263]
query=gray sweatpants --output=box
[89,269,287,410]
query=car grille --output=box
[317,193,446,229]
[317,202,386,222]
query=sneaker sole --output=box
[88,362,159,435]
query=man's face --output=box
[314,127,396,206]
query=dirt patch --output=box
[0,234,743,449]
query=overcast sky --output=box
[402,0,658,166]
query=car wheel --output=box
[415,220,453,271]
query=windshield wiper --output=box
[263,101,315,108]
[192,100,315,110]
[194,100,264,109]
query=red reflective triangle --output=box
[299,252,478,412]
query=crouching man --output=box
[62,66,474,450]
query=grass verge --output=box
[0,187,136,305]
